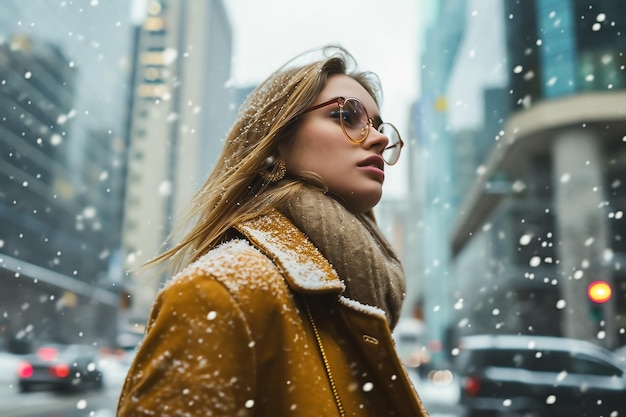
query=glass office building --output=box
[0,1,133,350]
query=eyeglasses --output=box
[301,97,404,165]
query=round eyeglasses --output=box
[300,96,404,165]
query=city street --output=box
[2,1,626,416]
[1,352,465,416]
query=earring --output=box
[260,156,286,182]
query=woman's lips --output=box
[358,156,385,181]
[358,155,385,171]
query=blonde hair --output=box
[148,45,382,273]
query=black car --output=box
[454,334,626,417]
[16,344,104,393]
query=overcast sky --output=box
[225,0,426,197]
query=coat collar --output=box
[235,209,345,295]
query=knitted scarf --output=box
[282,186,406,329]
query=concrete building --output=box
[121,0,234,325]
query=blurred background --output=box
[1,0,626,416]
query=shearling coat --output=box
[116,209,429,417]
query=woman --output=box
[116,45,428,417]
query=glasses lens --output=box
[341,98,369,142]
[379,123,403,165]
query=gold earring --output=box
[260,156,286,182]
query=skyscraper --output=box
[121,0,234,326]
[0,0,134,349]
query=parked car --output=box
[454,334,626,417]
[16,343,104,393]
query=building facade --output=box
[0,0,133,351]
[121,0,234,326]
[417,0,626,359]
[412,0,467,365]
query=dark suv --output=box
[454,334,626,417]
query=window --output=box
[570,354,623,377]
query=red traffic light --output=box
[587,281,612,304]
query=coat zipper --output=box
[305,301,346,417]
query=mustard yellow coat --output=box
[116,210,428,417]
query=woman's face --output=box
[280,74,389,214]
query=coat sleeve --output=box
[116,275,257,417]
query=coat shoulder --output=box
[163,238,291,304]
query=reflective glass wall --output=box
[0,0,134,350]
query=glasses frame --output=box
[300,96,404,165]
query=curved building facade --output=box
[418,0,626,358]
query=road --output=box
[0,354,127,417]
[0,389,119,417]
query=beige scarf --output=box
[281,186,406,329]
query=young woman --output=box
[116,45,428,417]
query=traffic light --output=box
[587,280,612,304]
[587,280,611,324]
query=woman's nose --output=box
[363,125,389,152]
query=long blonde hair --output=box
[148,45,382,273]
